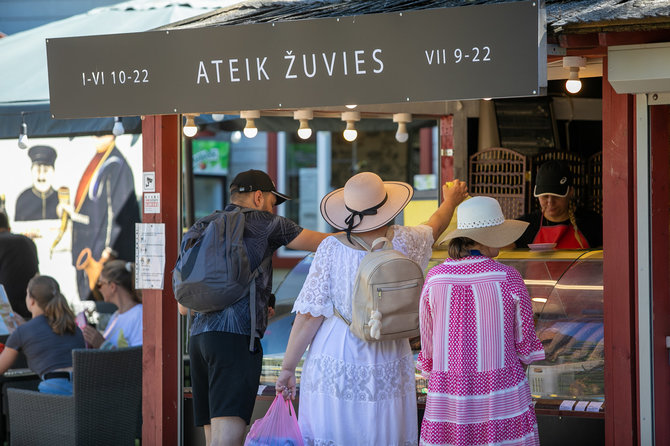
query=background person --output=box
[514,160,602,249]
[0,275,85,395]
[0,211,38,319]
[418,196,544,446]
[82,260,142,349]
[15,145,59,221]
[276,172,468,445]
[179,169,331,446]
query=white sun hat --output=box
[440,196,529,248]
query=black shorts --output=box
[189,331,263,426]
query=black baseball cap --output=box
[230,169,291,205]
[534,160,571,197]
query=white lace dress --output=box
[292,225,434,446]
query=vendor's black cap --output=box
[230,169,291,205]
[28,145,57,167]
[534,160,571,197]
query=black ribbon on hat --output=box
[344,194,387,242]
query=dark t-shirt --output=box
[0,231,39,319]
[6,315,85,377]
[190,205,303,338]
[515,208,603,249]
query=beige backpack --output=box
[333,232,424,342]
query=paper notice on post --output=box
[135,223,166,289]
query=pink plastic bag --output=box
[244,395,304,446]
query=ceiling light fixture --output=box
[341,111,360,142]
[18,114,28,149]
[563,56,586,94]
[393,113,412,143]
[240,110,261,138]
[293,110,314,140]
[183,114,198,138]
[112,116,125,136]
[345,104,358,109]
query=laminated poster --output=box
[135,223,166,289]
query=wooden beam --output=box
[650,105,670,444]
[141,115,181,445]
[602,57,637,446]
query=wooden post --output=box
[419,127,433,175]
[602,58,637,445]
[439,115,454,201]
[650,104,670,444]
[141,115,181,445]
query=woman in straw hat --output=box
[276,172,467,445]
[417,196,545,446]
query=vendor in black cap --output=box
[15,145,59,221]
[514,160,602,249]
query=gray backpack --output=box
[333,232,424,342]
[173,207,266,350]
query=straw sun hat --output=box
[440,196,529,248]
[320,172,413,233]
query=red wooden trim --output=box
[439,115,454,197]
[141,115,180,445]
[419,127,433,175]
[650,105,670,444]
[558,33,600,49]
[602,59,637,445]
[598,30,670,47]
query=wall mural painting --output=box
[0,134,143,312]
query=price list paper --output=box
[135,223,166,289]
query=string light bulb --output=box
[183,114,198,137]
[293,110,314,140]
[240,110,260,138]
[112,117,125,136]
[211,113,225,122]
[18,114,28,149]
[341,111,360,142]
[563,56,586,94]
[393,113,411,143]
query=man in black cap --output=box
[0,211,37,319]
[14,145,59,221]
[179,169,329,446]
[514,160,602,249]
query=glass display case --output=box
[429,249,605,416]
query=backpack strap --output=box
[349,234,392,252]
[247,252,272,352]
[332,304,352,326]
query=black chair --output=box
[7,346,142,446]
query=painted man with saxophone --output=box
[59,135,140,301]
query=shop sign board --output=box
[46,1,545,119]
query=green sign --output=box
[192,140,230,175]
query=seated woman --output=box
[0,275,85,395]
[83,260,142,349]
[514,160,602,249]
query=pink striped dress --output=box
[417,255,545,446]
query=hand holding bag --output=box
[244,395,304,446]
